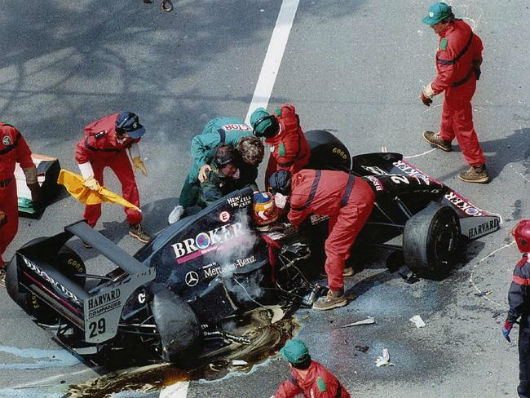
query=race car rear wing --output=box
[350,152,501,240]
[66,221,156,343]
[17,221,155,344]
[65,222,147,275]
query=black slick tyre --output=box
[149,285,201,365]
[403,203,460,278]
[5,258,27,308]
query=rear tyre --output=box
[13,237,54,323]
[403,203,460,279]
[56,246,86,286]
[149,285,201,365]
[305,130,351,171]
[5,258,28,308]
[13,240,87,323]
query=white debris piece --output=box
[375,348,394,367]
[231,360,248,366]
[409,315,426,328]
[339,317,375,328]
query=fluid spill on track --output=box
[66,306,299,398]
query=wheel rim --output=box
[432,213,459,266]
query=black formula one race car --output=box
[5,130,501,366]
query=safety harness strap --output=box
[288,375,299,388]
[291,170,321,211]
[84,137,119,152]
[452,66,478,87]
[340,173,355,207]
[436,31,473,66]
[0,132,21,155]
[336,383,343,398]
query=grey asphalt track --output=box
[0,1,529,397]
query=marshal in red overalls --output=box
[423,18,486,168]
[0,122,38,266]
[74,113,142,228]
[287,170,375,292]
[263,105,311,185]
[273,360,351,398]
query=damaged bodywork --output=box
[5,130,500,366]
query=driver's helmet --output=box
[253,192,280,227]
[512,219,530,253]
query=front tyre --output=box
[149,285,201,365]
[403,203,460,279]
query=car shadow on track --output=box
[346,238,486,300]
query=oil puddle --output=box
[66,306,299,398]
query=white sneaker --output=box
[168,205,185,224]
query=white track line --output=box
[244,0,300,124]
[161,2,299,397]
[159,381,189,398]
[509,164,530,183]
[404,148,435,159]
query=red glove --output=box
[420,91,432,107]
[502,319,513,342]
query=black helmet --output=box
[269,170,292,195]
[214,145,239,168]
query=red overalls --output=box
[287,170,375,291]
[432,19,485,167]
[74,113,142,227]
[0,123,35,264]
[273,360,351,398]
[265,104,310,185]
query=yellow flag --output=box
[57,169,141,212]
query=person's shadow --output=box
[435,127,529,181]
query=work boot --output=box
[458,165,490,184]
[312,288,348,311]
[343,266,353,277]
[168,205,185,225]
[129,224,152,243]
[423,131,452,152]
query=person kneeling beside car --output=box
[271,339,351,398]
[269,169,375,311]
[198,145,260,208]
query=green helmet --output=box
[280,339,310,365]
[250,107,279,138]
[422,2,452,25]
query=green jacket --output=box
[198,163,258,207]
[189,117,253,182]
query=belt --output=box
[452,67,475,87]
[0,177,12,188]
